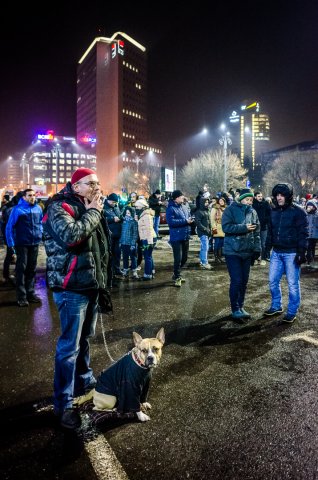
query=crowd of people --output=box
[0,168,317,429]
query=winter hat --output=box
[154,189,161,195]
[172,189,183,200]
[272,183,293,199]
[306,200,317,211]
[123,206,134,216]
[71,167,97,185]
[238,188,254,201]
[305,193,313,200]
[135,198,149,209]
[107,193,119,202]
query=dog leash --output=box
[98,311,116,364]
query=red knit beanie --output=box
[305,193,313,200]
[71,168,97,185]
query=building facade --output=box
[77,32,162,193]
[24,131,96,196]
[229,100,270,173]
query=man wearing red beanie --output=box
[43,167,112,429]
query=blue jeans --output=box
[53,290,98,413]
[199,235,209,265]
[141,240,154,276]
[153,216,160,237]
[269,251,301,316]
[225,255,251,313]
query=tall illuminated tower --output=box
[229,100,270,171]
[77,32,161,193]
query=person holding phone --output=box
[221,188,261,322]
[43,168,111,429]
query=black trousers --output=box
[171,240,189,278]
[15,245,39,301]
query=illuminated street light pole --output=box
[51,143,61,193]
[219,125,232,193]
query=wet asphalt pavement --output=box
[1,238,318,480]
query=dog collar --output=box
[132,350,149,370]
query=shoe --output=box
[17,299,29,307]
[264,307,283,316]
[136,266,142,271]
[282,313,296,323]
[73,388,95,407]
[172,275,186,282]
[260,260,266,266]
[142,275,152,281]
[231,310,248,324]
[200,263,212,270]
[131,271,140,279]
[27,294,41,303]
[240,308,251,318]
[174,277,182,287]
[60,408,81,430]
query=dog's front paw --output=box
[137,411,151,422]
[141,402,152,411]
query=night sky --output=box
[1,1,318,167]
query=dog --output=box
[92,327,165,421]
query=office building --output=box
[77,32,162,193]
[229,100,270,171]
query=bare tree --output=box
[117,167,139,195]
[263,150,318,197]
[178,149,247,197]
[117,165,161,196]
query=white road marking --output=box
[85,434,129,480]
[282,330,318,346]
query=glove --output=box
[294,251,306,266]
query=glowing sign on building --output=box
[80,135,96,144]
[229,110,240,123]
[37,130,54,141]
[111,40,125,59]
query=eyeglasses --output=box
[77,181,100,188]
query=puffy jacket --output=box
[195,197,212,237]
[307,211,318,239]
[266,203,308,253]
[138,208,156,244]
[5,198,43,247]
[43,183,111,291]
[222,201,261,258]
[166,199,191,242]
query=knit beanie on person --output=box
[154,189,161,195]
[107,193,119,202]
[306,200,317,211]
[172,190,183,200]
[71,168,97,185]
[238,188,254,201]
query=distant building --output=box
[77,32,162,193]
[2,133,96,196]
[229,100,270,172]
[260,140,318,176]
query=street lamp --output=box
[51,143,61,193]
[219,125,232,193]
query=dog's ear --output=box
[133,331,143,346]
[156,327,165,345]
